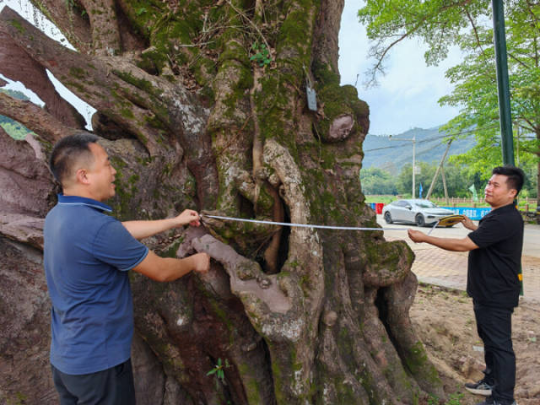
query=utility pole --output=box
[426,140,452,200]
[389,135,416,198]
[412,135,416,198]
[441,166,449,205]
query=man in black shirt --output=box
[408,166,524,405]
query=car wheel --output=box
[384,211,393,224]
[415,214,425,227]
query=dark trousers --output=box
[474,302,515,404]
[51,359,136,405]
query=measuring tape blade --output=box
[202,214,409,232]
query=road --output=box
[375,215,540,302]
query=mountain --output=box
[362,126,476,172]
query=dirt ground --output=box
[410,285,540,405]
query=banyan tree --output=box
[0,1,445,403]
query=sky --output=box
[339,0,463,135]
[0,0,462,135]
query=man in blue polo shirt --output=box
[44,133,210,405]
[408,166,524,405]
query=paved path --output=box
[376,215,540,303]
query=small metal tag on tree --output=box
[303,64,317,111]
[306,85,317,111]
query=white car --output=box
[382,199,456,227]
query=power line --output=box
[416,141,447,157]
[364,144,403,152]
[364,134,450,152]
[363,123,500,153]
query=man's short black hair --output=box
[492,165,525,195]
[50,133,99,186]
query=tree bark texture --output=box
[0,1,444,404]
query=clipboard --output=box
[437,214,465,227]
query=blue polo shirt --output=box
[44,195,149,375]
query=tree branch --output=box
[0,127,53,249]
[464,6,487,61]
[525,0,540,26]
[364,0,475,86]
[0,6,164,155]
[79,0,121,55]
[0,28,86,128]
[30,0,92,53]
[0,92,73,144]
[367,32,415,85]
[507,52,532,69]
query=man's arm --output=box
[408,229,479,252]
[123,209,201,240]
[132,250,210,282]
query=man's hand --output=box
[191,252,210,273]
[133,251,210,281]
[123,209,202,240]
[408,229,427,243]
[460,216,478,231]
[174,209,201,227]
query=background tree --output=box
[359,0,540,207]
[360,167,398,195]
[0,1,444,404]
[397,162,481,199]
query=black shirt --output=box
[467,203,524,308]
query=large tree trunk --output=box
[0,1,444,404]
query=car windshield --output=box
[414,201,438,209]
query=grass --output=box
[427,392,465,405]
